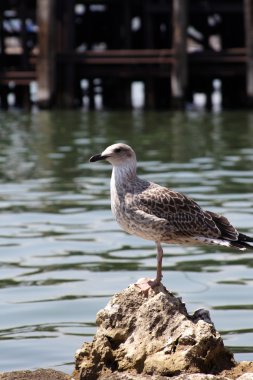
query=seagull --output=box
[90,143,253,289]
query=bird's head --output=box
[89,143,136,167]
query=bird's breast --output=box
[110,188,139,235]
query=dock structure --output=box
[0,0,252,109]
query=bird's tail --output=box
[206,211,253,251]
[230,233,253,250]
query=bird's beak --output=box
[89,153,109,162]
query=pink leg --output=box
[135,242,163,292]
[148,241,163,287]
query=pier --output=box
[0,0,252,110]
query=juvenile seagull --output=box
[90,143,253,289]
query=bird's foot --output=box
[134,277,161,293]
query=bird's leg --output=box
[148,241,163,287]
[135,242,163,292]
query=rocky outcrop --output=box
[74,281,244,380]
[1,282,253,380]
[94,374,253,380]
[0,369,71,380]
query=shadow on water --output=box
[0,109,253,372]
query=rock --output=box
[237,375,253,380]
[74,282,235,380]
[0,369,71,380]
[92,373,232,380]
[221,361,253,379]
[1,284,253,380]
[170,376,231,380]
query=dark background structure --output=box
[0,0,253,110]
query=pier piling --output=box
[37,0,55,108]
[1,0,253,110]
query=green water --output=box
[0,109,253,373]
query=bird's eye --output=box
[114,148,122,153]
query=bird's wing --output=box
[135,184,237,240]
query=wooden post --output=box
[19,1,29,68]
[123,0,131,49]
[143,2,155,108]
[88,79,95,110]
[244,0,253,105]
[0,86,8,109]
[145,78,156,109]
[0,2,8,109]
[0,1,4,55]
[15,85,30,110]
[36,0,55,108]
[55,0,76,107]
[171,0,188,108]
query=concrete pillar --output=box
[171,0,188,108]
[36,0,55,108]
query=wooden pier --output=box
[0,0,253,109]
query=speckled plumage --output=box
[111,177,237,247]
[90,143,253,286]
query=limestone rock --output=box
[75,282,235,380]
[221,361,253,379]
[237,375,253,380]
[94,373,232,380]
[0,369,71,380]
[237,372,253,380]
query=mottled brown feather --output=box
[134,183,233,240]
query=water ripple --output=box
[0,110,253,372]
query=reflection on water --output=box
[0,110,253,372]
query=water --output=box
[0,109,253,374]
